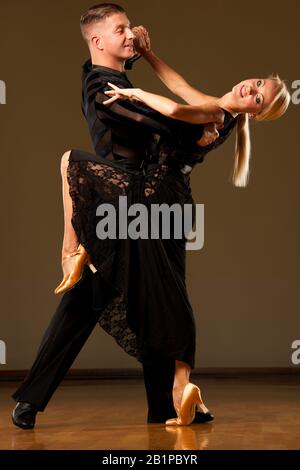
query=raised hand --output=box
[132,25,151,54]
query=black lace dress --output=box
[67,60,238,369]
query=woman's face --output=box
[229,78,278,115]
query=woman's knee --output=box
[60,150,71,174]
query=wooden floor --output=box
[1,376,300,450]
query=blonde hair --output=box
[230,75,291,188]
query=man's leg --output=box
[142,354,177,423]
[12,267,99,411]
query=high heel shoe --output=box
[165,383,213,426]
[54,244,97,295]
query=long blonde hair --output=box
[230,75,291,188]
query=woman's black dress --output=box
[67,60,238,369]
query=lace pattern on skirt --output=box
[67,158,190,363]
[97,293,139,359]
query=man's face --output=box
[94,13,135,61]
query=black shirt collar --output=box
[82,58,127,77]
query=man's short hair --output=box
[80,3,126,43]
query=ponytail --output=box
[230,113,251,187]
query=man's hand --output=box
[197,123,220,147]
[132,25,151,54]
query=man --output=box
[12,3,212,429]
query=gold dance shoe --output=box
[165,383,211,426]
[54,244,97,295]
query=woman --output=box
[54,30,290,426]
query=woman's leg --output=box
[172,360,210,423]
[55,151,97,294]
[60,151,79,274]
[173,360,191,415]
[54,151,79,292]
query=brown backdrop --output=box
[0,0,299,370]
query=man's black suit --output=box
[12,57,177,422]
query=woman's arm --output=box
[133,26,218,106]
[104,83,224,126]
[143,50,218,106]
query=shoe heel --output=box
[195,388,209,414]
[87,261,97,273]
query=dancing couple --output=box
[12,3,290,430]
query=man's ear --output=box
[91,35,104,50]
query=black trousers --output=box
[12,267,176,422]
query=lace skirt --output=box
[67,149,196,368]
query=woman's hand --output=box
[103,82,143,105]
[132,25,151,54]
[197,123,220,147]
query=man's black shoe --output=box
[12,402,38,430]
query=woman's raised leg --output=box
[54,150,97,295]
[60,150,79,263]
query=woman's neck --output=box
[216,94,239,118]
